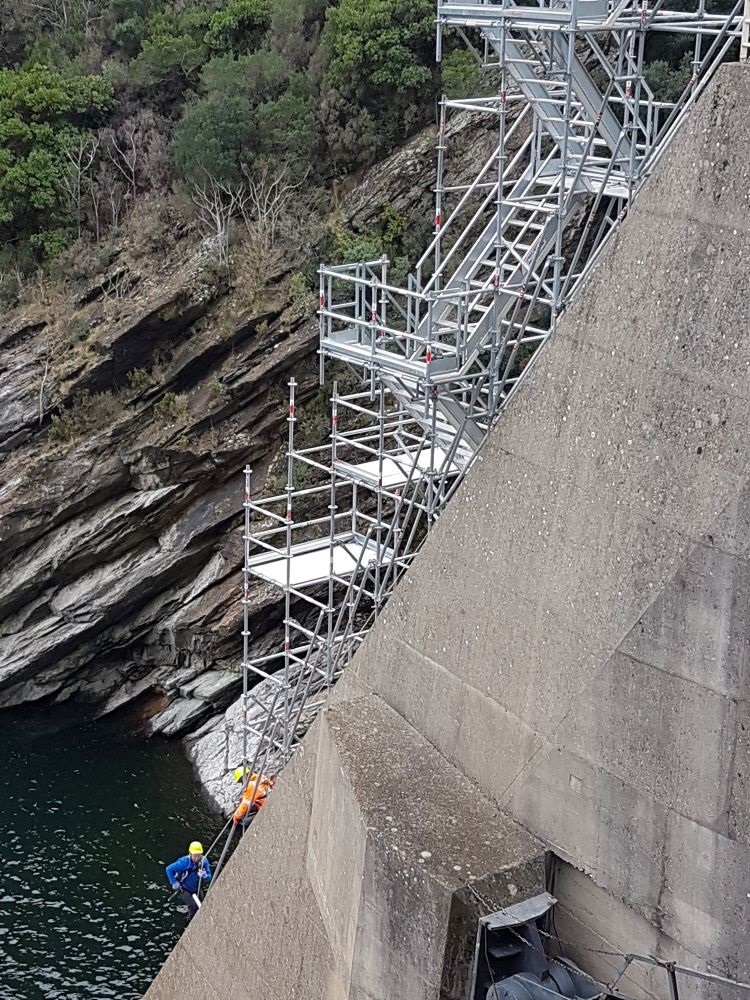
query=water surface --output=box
[0,705,222,1000]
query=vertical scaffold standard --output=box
[237,0,747,786]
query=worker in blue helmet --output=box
[165,841,212,923]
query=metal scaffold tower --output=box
[236,0,747,792]
[238,380,461,779]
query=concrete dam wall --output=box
[146,64,750,1000]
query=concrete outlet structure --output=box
[146,65,750,1000]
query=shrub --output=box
[48,390,124,447]
[154,391,189,423]
[440,48,481,99]
[204,0,272,53]
[127,367,151,393]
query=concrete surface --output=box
[146,63,750,1000]
[146,695,544,1000]
[344,62,750,993]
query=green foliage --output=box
[154,391,189,423]
[173,92,256,183]
[324,0,435,94]
[0,64,112,259]
[26,34,86,71]
[130,7,212,85]
[48,390,124,447]
[200,49,289,102]
[289,269,312,305]
[315,88,379,173]
[127,367,151,392]
[330,225,381,264]
[255,77,313,160]
[267,0,328,72]
[48,410,78,445]
[329,211,409,284]
[318,0,438,172]
[440,48,481,99]
[175,53,313,182]
[381,202,407,253]
[204,0,272,53]
[645,53,692,103]
[207,373,225,397]
[108,0,159,59]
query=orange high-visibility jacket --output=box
[232,774,275,824]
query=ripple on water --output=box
[0,706,221,1000]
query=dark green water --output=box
[0,706,222,1000]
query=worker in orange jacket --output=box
[232,767,275,827]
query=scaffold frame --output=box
[233,0,748,808]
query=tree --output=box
[239,160,306,256]
[319,0,438,170]
[267,0,328,73]
[104,110,169,198]
[172,92,256,184]
[0,64,112,258]
[199,49,289,104]
[189,173,241,271]
[255,77,314,164]
[61,130,100,237]
[204,0,271,54]
[130,6,211,87]
[644,53,693,103]
[313,85,379,174]
[324,0,435,95]
[89,157,126,238]
[441,48,481,99]
[107,0,154,59]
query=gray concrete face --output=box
[146,694,544,1000]
[147,64,750,1000]
[343,63,750,990]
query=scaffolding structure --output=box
[239,380,462,778]
[236,0,747,790]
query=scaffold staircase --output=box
[232,0,748,797]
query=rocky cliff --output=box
[0,110,498,751]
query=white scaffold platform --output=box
[333,446,460,489]
[246,532,396,589]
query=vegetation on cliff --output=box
[0,0,481,294]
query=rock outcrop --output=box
[0,214,314,731]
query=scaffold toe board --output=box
[246,532,395,589]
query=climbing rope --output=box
[211,822,237,882]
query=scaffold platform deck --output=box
[246,533,396,590]
[334,446,461,488]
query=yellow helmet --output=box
[188,841,204,855]
[233,766,252,783]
